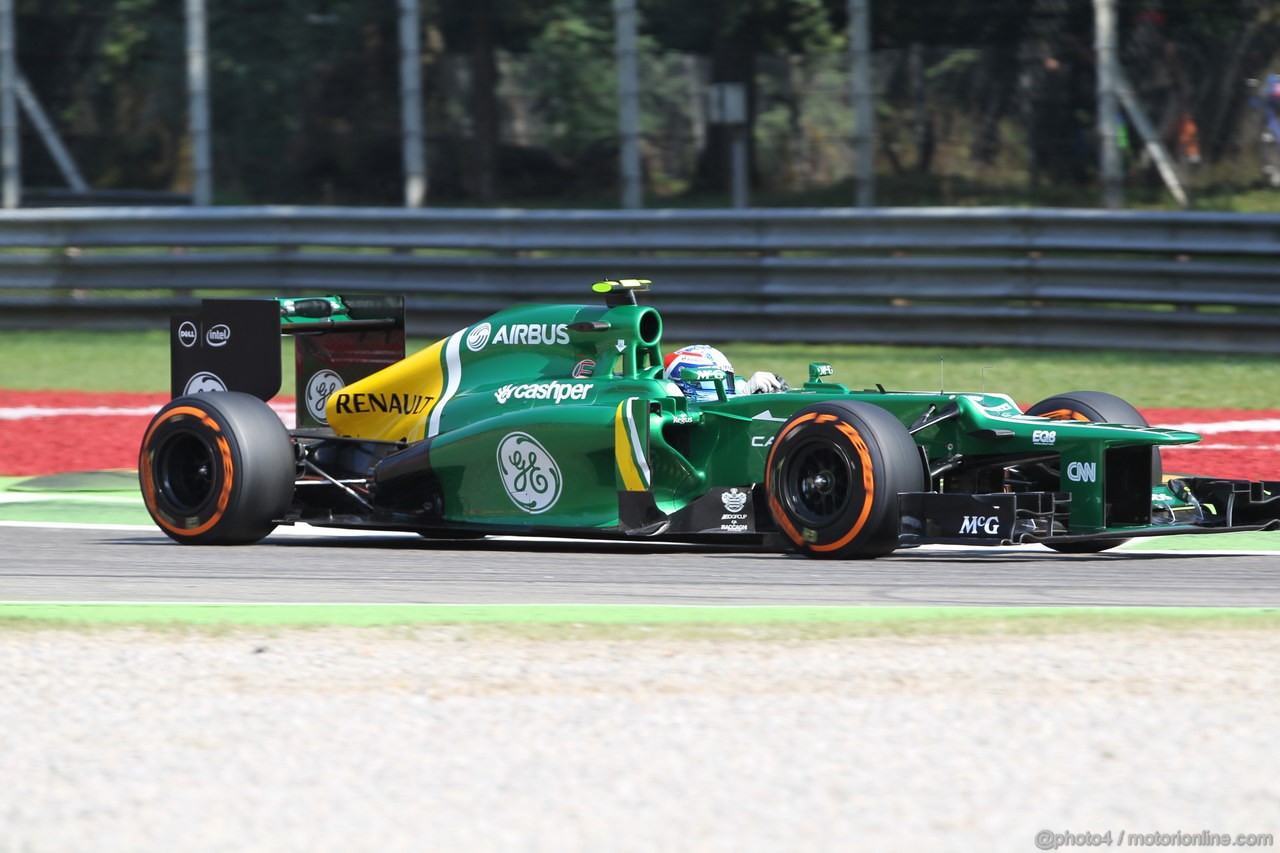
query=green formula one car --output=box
[139,280,1280,558]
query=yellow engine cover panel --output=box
[327,336,447,443]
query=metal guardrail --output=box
[2,206,1279,353]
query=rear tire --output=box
[765,401,924,559]
[139,392,296,545]
[1025,390,1156,554]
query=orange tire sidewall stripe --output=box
[766,412,818,547]
[1038,408,1090,422]
[140,406,235,538]
[765,412,877,552]
[810,421,875,553]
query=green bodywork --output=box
[312,285,1218,541]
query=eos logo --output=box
[1067,461,1097,483]
[466,323,492,351]
[1032,429,1057,446]
[720,487,748,513]
[183,371,227,394]
[305,369,344,424]
[205,324,231,347]
[496,432,562,514]
[177,321,198,348]
[959,515,1000,535]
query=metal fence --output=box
[2,206,1279,353]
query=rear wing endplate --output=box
[169,294,405,429]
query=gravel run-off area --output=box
[2,626,1278,852]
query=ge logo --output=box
[496,432,562,514]
[305,369,344,424]
[467,323,492,351]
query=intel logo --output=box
[177,321,198,348]
[205,324,231,347]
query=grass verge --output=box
[5,330,1280,408]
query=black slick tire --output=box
[765,401,924,560]
[139,392,296,545]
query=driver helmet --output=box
[664,345,736,402]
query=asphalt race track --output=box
[2,524,1279,607]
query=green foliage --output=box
[525,8,619,160]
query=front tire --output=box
[765,401,924,559]
[139,392,296,545]
[1025,390,1156,554]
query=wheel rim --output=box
[155,430,217,513]
[783,440,856,527]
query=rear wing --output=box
[169,294,405,429]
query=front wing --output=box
[899,478,1280,547]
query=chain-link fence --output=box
[12,0,1280,207]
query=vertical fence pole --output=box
[1094,0,1123,209]
[0,0,19,209]
[185,0,212,205]
[849,0,875,207]
[398,0,427,207]
[613,0,643,209]
[730,125,749,208]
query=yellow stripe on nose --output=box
[615,401,648,491]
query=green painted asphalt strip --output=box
[0,603,1277,628]
[0,474,153,525]
[1124,531,1280,551]
[0,497,155,526]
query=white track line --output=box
[0,402,296,426]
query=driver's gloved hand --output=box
[744,371,788,394]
